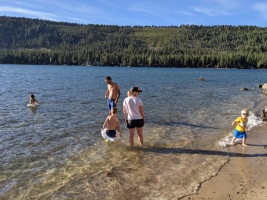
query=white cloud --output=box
[128,2,151,13]
[174,0,238,21]
[176,10,194,16]
[128,2,164,19]
[0,6,55,19]
[212,0,239,9]
[253,3,267,20]
[191,6,229,16]
[188,0,242,17]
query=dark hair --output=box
[30,94,35,98]
[129,86,139,93]
[105,76,111,80]
[111,107,117,114]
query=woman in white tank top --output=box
[123,86,145,146]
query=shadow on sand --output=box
[128,145,267,158]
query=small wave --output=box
[217,113,263,147]
[247,112,262,130]
[218,131,233,147]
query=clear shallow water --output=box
[0,64,266,199]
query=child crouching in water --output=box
[29,94,39,107]
[102,107,121,140]
[231,109,249,146]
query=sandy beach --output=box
[181,123,267,200]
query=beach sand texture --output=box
[182,124,267,200]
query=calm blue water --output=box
[0,64,266,199]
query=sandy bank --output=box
[181,124,267,200]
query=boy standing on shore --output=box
[231,109,249,146]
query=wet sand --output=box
[181,124,267,200]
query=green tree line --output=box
[1,16,267,68]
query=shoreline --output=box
[2,64,267,70]
[181,123,267,200]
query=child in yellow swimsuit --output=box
[231,109,249,146]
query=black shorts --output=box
[127,119,144,129]
[106,130,116,138]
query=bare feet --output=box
[231,141,237,145]
[242,143,247,146]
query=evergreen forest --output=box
[1,16,267,68]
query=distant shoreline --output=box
[1,16,267,69]
[1,63,267,70]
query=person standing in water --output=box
[102,107,121,140]
[123,86,144,146]
[105,76,121,114]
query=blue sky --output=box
[0,0,267,27]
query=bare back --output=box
[105,115,119,130]
[30,98,38,104]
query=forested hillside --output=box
[1,16,267,68]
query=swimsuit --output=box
[107,98,116,111]
[126,119,144,129]
[233,130,247,138]
[106,130,116,138]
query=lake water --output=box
[0,64,266,199]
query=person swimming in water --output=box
[28,94,39,107]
